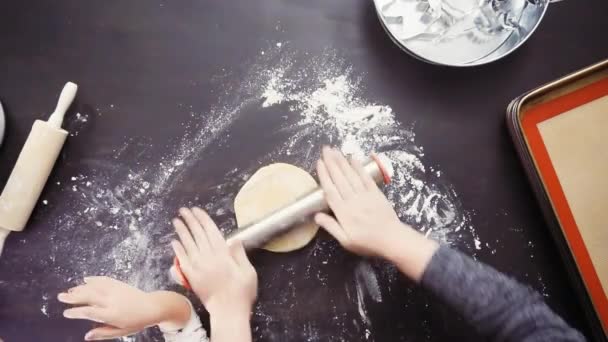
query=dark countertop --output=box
[0,1,607,341]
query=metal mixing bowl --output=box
[374,0,550,66]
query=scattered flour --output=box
[258,50,477,246]
[248,47,480,340]
[354,261,382,337]
[40,293,49,317]
[44,45,480,341]
[356,278,372,327]
[474,237,482,250]
[355,262,382,303]
[75,113,88,123]
[68,113,89,137]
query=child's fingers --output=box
[179,208,211,253]
[85,325,132,341]
[83,276,111,284]
[63,306,112,324]
[314,213,348,245]
[57,285,104,306]
[83,276,117,289]
[192,207,227,253]
[172,217,199,257]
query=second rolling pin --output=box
[0,82,78,257]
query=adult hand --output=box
[171,207,257,317]
[58,277,191,341]
[315,147,439,281]
[314,147,404,257]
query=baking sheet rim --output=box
[512,60,608,336]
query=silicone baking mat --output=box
[521,77,608,332]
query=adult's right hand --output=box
[314,147,404,258]
[315,147,439,282]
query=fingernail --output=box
[63,311,73,318]
[84,332,96,341]
[57,293,67,301]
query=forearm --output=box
[209,309,252,342]
[382,223,439,282]
[148,291,192,331]
[419,246,585,341]
[157,294,210,342]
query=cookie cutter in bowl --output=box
[374,0,560,66]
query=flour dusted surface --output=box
[39,45,483,341]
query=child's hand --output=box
[314,147,404,258]
[58,277,191,341]
[171,207,257,317]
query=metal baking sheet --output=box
[507,59,608,339]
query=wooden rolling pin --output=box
[0,82,77,257]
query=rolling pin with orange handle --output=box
[0,82,78,257]
[170,154,393,289]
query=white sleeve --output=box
[160,299,209,342]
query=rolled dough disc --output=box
[234,163,319,252]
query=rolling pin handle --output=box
[0,228,8,257]
[171,256,192,290]
[371,153,392,185]
[48,82,78,129]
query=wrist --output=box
[383,223,439,282]
[209,306,252,341]
[379,222,415,260]
[206,298,252,319]
[148,291,191,331]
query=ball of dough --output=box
[234,163,319,252]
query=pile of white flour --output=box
[259,51,478,246]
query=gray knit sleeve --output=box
[420,246,585,342]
